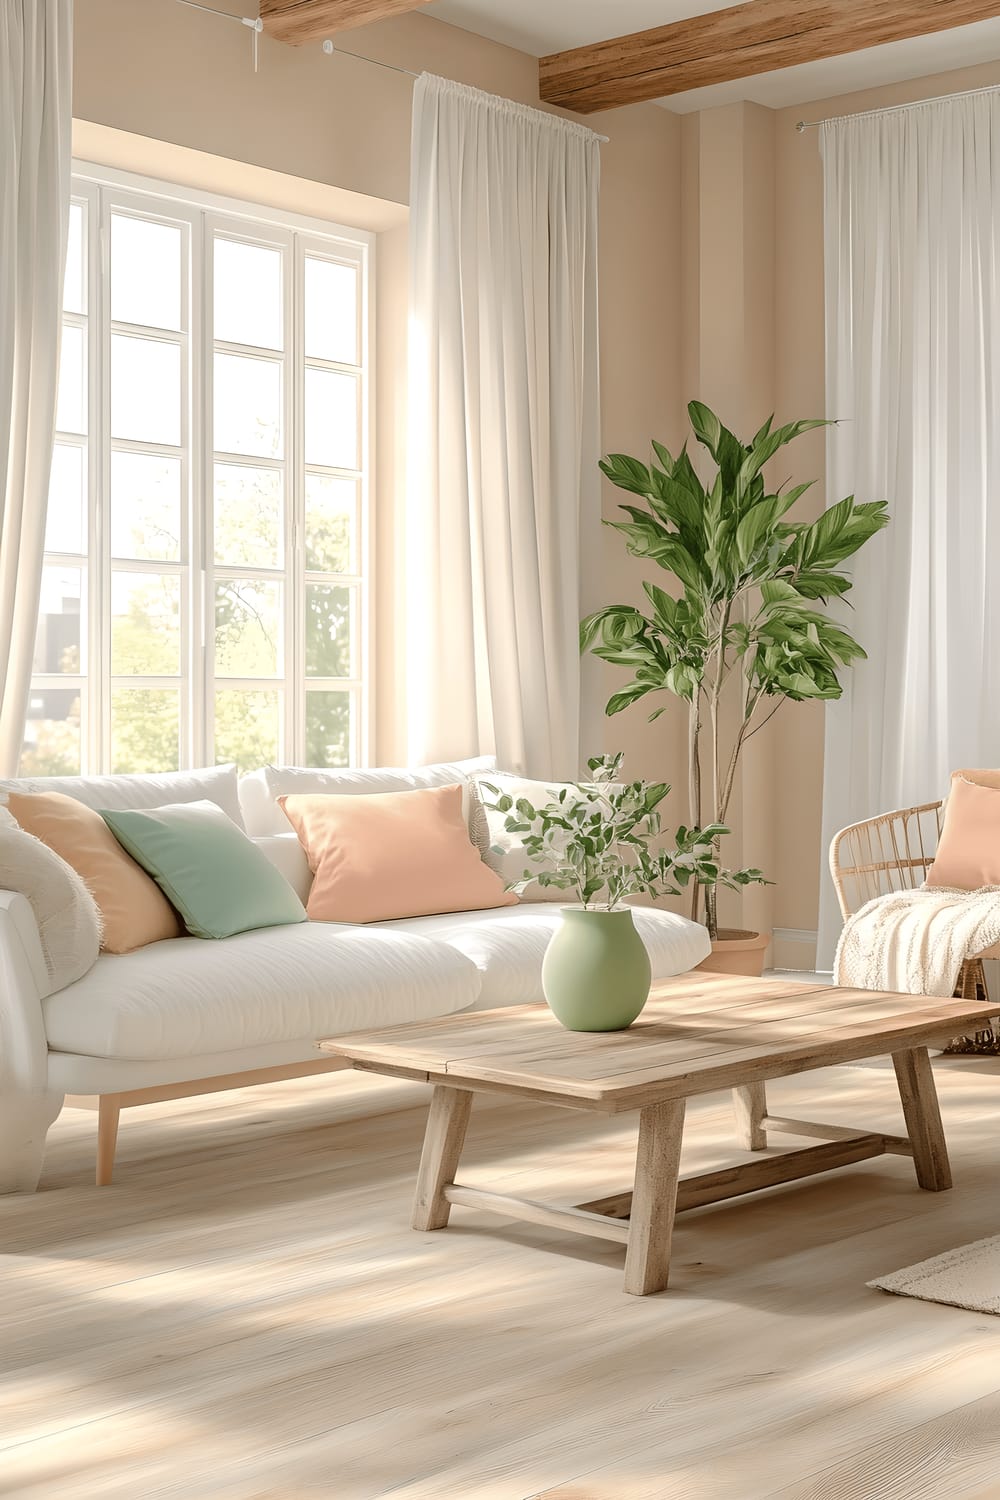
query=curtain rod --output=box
[796,80,1000,131]
[173,0,609,140]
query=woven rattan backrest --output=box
[829,801,945,921]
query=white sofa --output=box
[0,763,711,1191]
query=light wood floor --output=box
[4,1054,1000,1499]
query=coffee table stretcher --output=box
[406,1046,948,1296]
[321,974,979,1296]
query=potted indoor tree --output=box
[482,755,740,1030]
[581,401,889,975]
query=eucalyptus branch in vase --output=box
[481,753,745,911]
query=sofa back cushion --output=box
[6,791,182,953]
[240,756,496,835]
[0,819,101,995]
[0,763,244,826]
[252,832,313,904]
[103,800,307,940]
[279,783,516,923]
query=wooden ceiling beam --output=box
[259,0,434,46]
[539,0,1000,113]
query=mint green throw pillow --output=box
[102,800,307,940]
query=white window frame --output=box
[33,162,374,775]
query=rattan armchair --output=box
[830,800,997,1008]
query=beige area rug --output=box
[869,1236,1000,1314]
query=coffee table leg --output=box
[892,1047,952,1191]
[412,1085,474,1230]
[623,1099,686,1296]
[732,1082,768,1151]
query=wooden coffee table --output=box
[321,972,988,1296]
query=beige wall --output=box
[72,4,1000,954]
[72,0,684,779]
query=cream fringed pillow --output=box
[0,822,101,994]
[279,783,517,923]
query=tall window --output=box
[23,169,372,777]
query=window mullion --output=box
[191,207,209,769]
[92,184,110,774]
[288,233,303,765]
[357,236,373,767]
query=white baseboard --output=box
[772,927,819,971]
[773,927,819,947]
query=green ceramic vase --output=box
[541,907,652,1032]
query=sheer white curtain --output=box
[406,74,601,780]
[0,0,73,775]
[818,90,1000,963]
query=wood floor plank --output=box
[3,1059,1000,1497]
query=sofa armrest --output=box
[0,890,51,1091]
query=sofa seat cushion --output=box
[378,904,712,1010]
[42,924,479,1061]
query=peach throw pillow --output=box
[278,783,517,923]
[7,790,182,952]
[954,767,1000,790]
[926,774,1000,890]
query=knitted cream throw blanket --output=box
[835,885,1000,997]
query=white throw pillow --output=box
[0,763,244,827]
[476,773,600,903]
[0,823,101,995]
[239,756,498,835]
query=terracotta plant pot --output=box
[696,928,771,978]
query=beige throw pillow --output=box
[8,791,182,952]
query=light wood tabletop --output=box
[321,971,992,1295]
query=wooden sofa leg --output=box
[97,1096,122,1187]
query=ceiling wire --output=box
[321,37,419,78]
[175,0,262,71]
[171,0,610,141]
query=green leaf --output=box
[735,497,784,568]
[580,605,645,653]
[664,664,697,701]
[759,578,804,606]
[599,454,653,497]
[642,580,680,631]
[752,414,774,446]
[606,684,653,716]
[687,400,722,458]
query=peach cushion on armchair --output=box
[7,791,182,952]
[279,783,517,923]
[926,774,1000,890]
